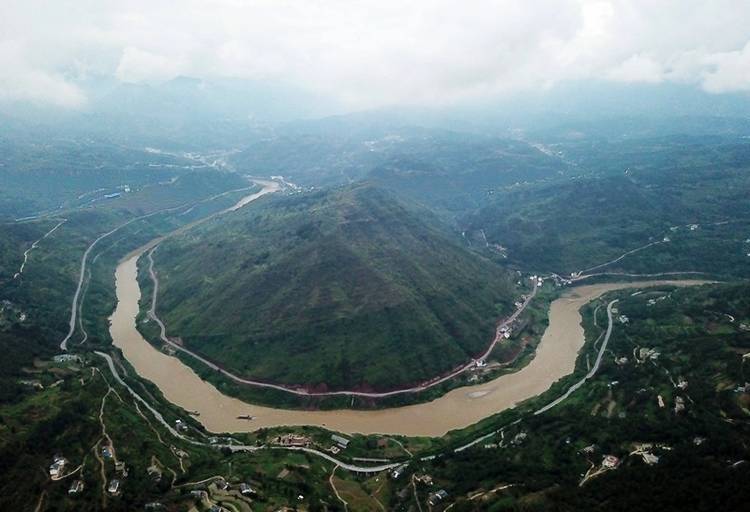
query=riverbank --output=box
[111,238,710,436]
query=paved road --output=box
[146,258,538,398]
[13,218,67,280]
[94,351,400,474]
[451,298,620,452]
[59,203,193,350]
[577,241,663,276]
[60,181,271,351]
[533,299,618,415]
[60,220,139,350]
[573,270,710,282]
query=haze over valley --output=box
[2,2,750,511]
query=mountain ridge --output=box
[150,183,516,391]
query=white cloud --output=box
[115,47,187,83]
[0,41,86,108]
[607,54,664,83]
[1,0,749,109]
[701,42,750,93]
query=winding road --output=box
[533,299,619,415]
[93,350,399,474]
[60,211,173,351]
[145,248,538,398]
[60,181,269,351]
[102,180,714,439]
[13,218,67,280]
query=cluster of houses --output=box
[548,273,574,286]
[49,455,67,480]
[630,443,666,466]
[68,479,84,496]
[579,446,620,470]
[52,353,82,364]
[273,433,311,447]
[657,393,686,413]
[498,325,512,340]
[511,431,528,446]
[147,464,163,483]
[329,434,350,454]
[636,347,661,363]
[188,478,257,510]
[271,431,350,455]
[108,478,121,496]
[646,295,668,307]
[428,490,449,506]
[602,455,620,469]
[49,451,121,498]
[529,275,544,288]
[674,396,686,413]
[106,460,129,496]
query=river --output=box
[108,185,709,436]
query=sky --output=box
[1,0,750,110]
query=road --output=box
[573,270,710,282]
[60,180,271,351]
[451,298,620,452]
[59,203,192,350]
[13,218,67,280]
[570,218,735,281]
[60,219,140,350]
[93,351,400,474]
[132,176,539,398]
[533,299,619,415]
[145,258,538,398]
[577,241,663,276]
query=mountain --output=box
[151,184,515,391]
[463,134,750,276]
[230,125,567,215]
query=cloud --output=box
[1,1,749,109]
[115,47,187,83]
[701,42,750,93]
[607,54,664,83]
[0,41,86,108]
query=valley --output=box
[2,99,750,512]
[112,247,710,435]
[5,5,750,509]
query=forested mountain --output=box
[152,183,516,390]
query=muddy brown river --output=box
[108,185,709,436]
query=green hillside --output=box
[464,136,750,276]
[151,184,516,391]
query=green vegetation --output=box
[465,136,750,276]
[0,352,348,511]
[0,136,187,218]
[232,128,566,213]
[152,183,516,391]
[3,119,750,511]
[393,282,750,511]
